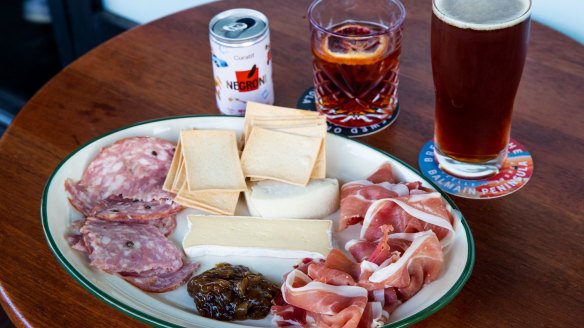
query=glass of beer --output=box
[308,0,405,128]
[431,0,531,178]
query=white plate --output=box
[42,116,474,328]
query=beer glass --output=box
[308,0,405,128]
[431,0,531,178]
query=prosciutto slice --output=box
[364,231,444,300]
[357,302,389,328]
[360,192,455,247]
[365,163,396,184]
[339,181,410,230]
[281,269,368,328]
[346,226,409,264]
[339,163,428,231]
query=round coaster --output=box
[296,87,399,138]
[418,139,534,199]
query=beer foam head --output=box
[433,0,531,31]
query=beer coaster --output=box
[418,139,534,199]
[296,87,399,138]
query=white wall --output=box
[531,0,584,44]
[102,0,584,44]
[102,0,219,24]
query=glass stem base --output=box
[434,146,507,179]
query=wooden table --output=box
[0,0,582,327]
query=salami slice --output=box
[65,180,100,217]
[153,215,177,237]
[66,137,178,216]
[66,219,88,252]
[91,195,183,221]
[120,262,200,293]
[80,218,183,274]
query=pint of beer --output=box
[431,0,531,178]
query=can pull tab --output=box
[223,18,256,38]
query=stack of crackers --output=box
[163,102,327,215]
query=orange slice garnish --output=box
[320,23,389,65]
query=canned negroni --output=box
[209,9,274,115]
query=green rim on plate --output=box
[41,115,475,328]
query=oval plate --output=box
[41,116,474,328]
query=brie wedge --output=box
[183,215,333,259]
[244,178,339,219]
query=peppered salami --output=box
[91,195,183,221]
[67,215,177,253]
[66,219,88,252]
[66,137,179,217]
[80,218,183,275]
[120,262,200,293]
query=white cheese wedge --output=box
[183,215,333,259]
[244,178,339,219]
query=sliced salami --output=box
[153,215,177,237]
[91,195,183,221]
[65,180,100,217]
[80,218,183,275]
[66,219,88,252]
[120,262,200,293]
[66,137,178,216]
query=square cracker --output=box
[271,125,327,179]
[181,130,246,191]
[171,160,186,193]
[163,140,182,192]
[241,127,322,186]
[243,102,320,141]
[175,183,240,215]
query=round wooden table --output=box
[0,0,582,327]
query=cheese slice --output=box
[183,215,333,259]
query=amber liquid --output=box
[431,14,530,162]
[312,21,402,128]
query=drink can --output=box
[209,8,274,116]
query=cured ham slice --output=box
[283,270,368,315]
[338,163,428,231]
[360,192,454,247]
[65,137,178,217]
[323,249,362,281]
[357,302,389,328]
[339,181,410,230]
[366,231,443,300]
[368,288,401,315]
[307,263,356,286]
[281,269,368,328]
[365,163,396,184]
[346,230,410,263]
[346,225,409,265]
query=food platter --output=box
[42,115,474,328]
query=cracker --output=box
[171,160,186,193]
[241,127,322,186]
[180,130,246,191]
[175,183,240,215]
[265,125,327,179]
[163,140,182,192]
[243,102,320,141]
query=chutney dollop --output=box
[187,263,280,321]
